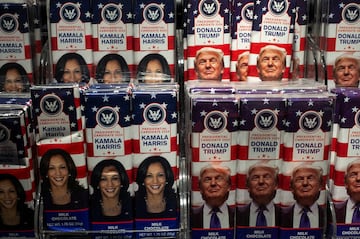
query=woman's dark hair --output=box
[0,62,30,92]
[95,54,130,83]
[39,148,80,192]
[0,174,26,212]
[136,53,171,82]
[135,156,175,197]
[55,52,90,83]
[90,159,130,201]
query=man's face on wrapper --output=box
[195,51,224,81]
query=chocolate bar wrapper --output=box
[0,2,34,84]
[279,160,327,237]
[133,0,176,79]
[83,88,133,194]
[335,89,360,158]
[190,95,239,163]
[238,95,286,160]
[92,0,134,77]
[186,0,231,81]
[283,95,334,161]
[230,0,253,81]
[324,1,360,87]
[236,159,281,238]
[48,0,93,78]
[0,109,28,165]
[247,0,296,82]
[30,84,83,141]
[191,160,236,239]
[291,0,308,80]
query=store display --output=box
[0,0,359,239]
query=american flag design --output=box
[0,109,27,166]
[49,0,93,78]
[0,2,34,84]
[247,0,296,82]
[185,0,231,81]
[133,0,176,78]
[238,96,286,160]
[91,0,135,77]
[31,84,83,141]
[324,1,360,85]
[0,163,34,205]
[230,0,253,81]
[83,87,133,189]
[131,87,179,182]
[283,96,334,161]
[190,95,239,162]
[292,0,308,80]
[279,160,328,206]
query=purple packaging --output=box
[48,0,93,80]
[238,95,286,160]
[91,0,134,79]
[133,0,176,80]
[0,2,34,85]
[283,95,334,162]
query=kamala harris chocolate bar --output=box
[91,0,134,79]
[48,0,93,79]
[0,2,34,85]
[133,0,176,80]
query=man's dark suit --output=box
[191,205,235,228]
[236,203,281,226]
[280,204,325,228]
[334,200,348,223]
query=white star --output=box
[112,106,119,112]
[66,90,71,95]
[151,93,157,99]
[193,10,198,15]
[242,99,248,104]
[140,3,145,8]
[168,12,174,18]
[256,0,261,4]
[162,102,168,109]
[341,117,347,123]
[224,8,229,14]
[240,119,246,125]
[212,101,218,106]
[76,2,81,8]
[123,95,130,101]
[139,103,146,109]
[92,106,98,112]
[160,3,165,8]
[308,100,314,106]
[103,95,109,102]
[253,15,258,20]
[23,22,29,29]
[285,121,290,127]
[274,109,280,115]
[68,105,74,111]
[85,11,91,18]
[344,97,350,103]
[56,2,62,8]
[171,112,177,119]
[302,14,307,21]
[318,110,324,116]
[251,108,258,115]
[352,106,359,113]
[233,120,239,127]
[127,12,133,19]
[124,115,131,122]
[223,110,229,117]
[327,120,332,127]
[200,110,207,116]
[97,3,104,9]
[71,122,76,128]
[263,98,270,104]
[295,110,302,116]
[329,13,334,19]
[339,3,345,8]
[118,3,123,9]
